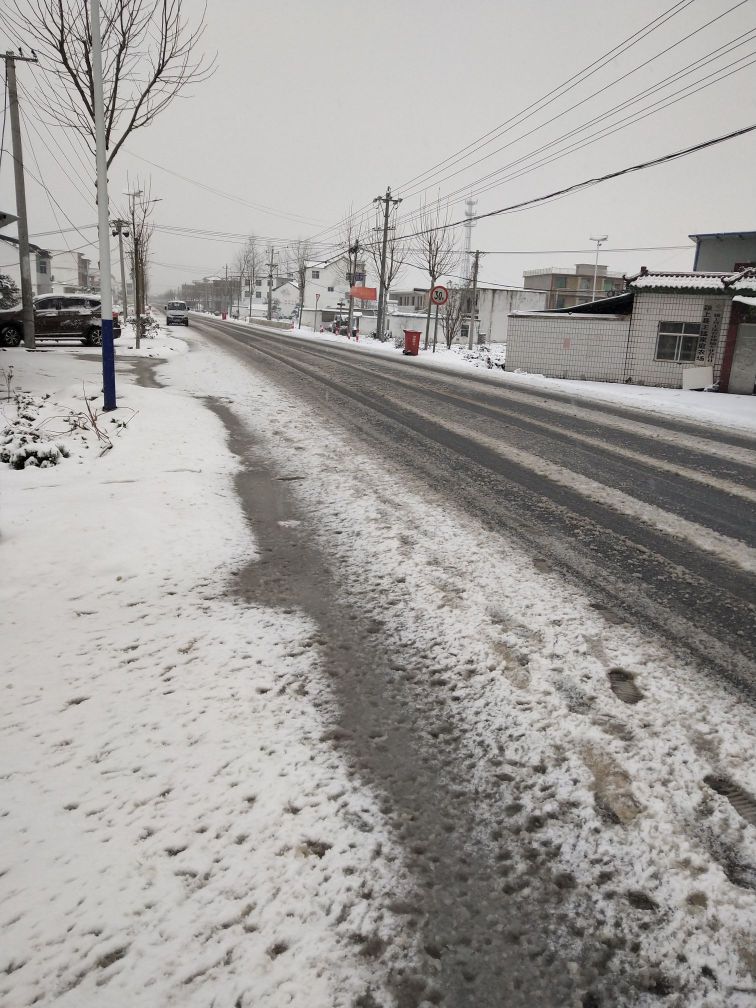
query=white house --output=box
[506,266,756,393]
[298,253,375,329]
[0,236,53,295]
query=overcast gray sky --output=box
[2,0,755,294]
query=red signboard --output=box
[350,286,377,301]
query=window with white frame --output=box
[311,270,320,279]
[655,321,701,362]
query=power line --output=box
[385,47,756,240]
[395,122,756,240]
[397,25,756,210]
[435,50,756,214]
[293,0,706,249]
[396,0,748,204]
[123,148,325,228]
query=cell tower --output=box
[463,197,477,282]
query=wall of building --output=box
[478,288,548,344]
[505,313,631,381]
[624,291,732,387]
[694,235,756,272]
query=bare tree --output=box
[234,236,261,317]
[411,201,458,349]
[8,0,215,166]
[286,240,311,328]
[366,227,407,313]
[440,283,465,349]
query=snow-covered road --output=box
[2,323,755,1007]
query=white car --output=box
[164,300,188,326]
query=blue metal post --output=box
[101,316,116,410]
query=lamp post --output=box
[590,234,608,302]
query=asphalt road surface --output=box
[193,315,755,694]
[188,315,756,1007]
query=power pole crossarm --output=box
[4,51,38,351]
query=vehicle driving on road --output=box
[0,293,121,346]
[164,300,189,326]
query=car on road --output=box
[164,300,189,326]
[0,293,121,347]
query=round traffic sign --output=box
[430,285,448,306]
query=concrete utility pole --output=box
[126,189,143,348]
[463,196,477,283]
[467,250,480,351]
[266,248,277,321]
[111,220,129,320]
[373,186,401,342]
[90,1,116,409]
[346,239,360,339]
[4,51,38,351]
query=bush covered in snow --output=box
[126,313,160,338]
[1,393,70,469]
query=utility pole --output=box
[346,239,360,340]
[4,51,38,351]
[111,220,129,320]
[590,234,608,302]
[266,248,276,321]
[90,0,116,409]
[467,250,480,351]
[126,189,143,348]
[373,186,401,342]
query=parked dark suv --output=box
[0,293,121,347]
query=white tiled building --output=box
[506,267,756,393]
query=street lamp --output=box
[590,235,608,302]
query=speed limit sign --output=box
[430,285,448,306]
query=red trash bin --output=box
[403,329,421,356]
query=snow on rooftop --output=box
[727,267,756,291]
[629,266,756,292]
[629,271,731,291]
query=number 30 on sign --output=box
[430,285,448,306]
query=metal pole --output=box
[89,2,116,409]
[468,251,480,350]
[432,302,439,353]
[5,53,36,351]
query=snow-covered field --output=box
[217,316,756,434]
[2,323,756,1006]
